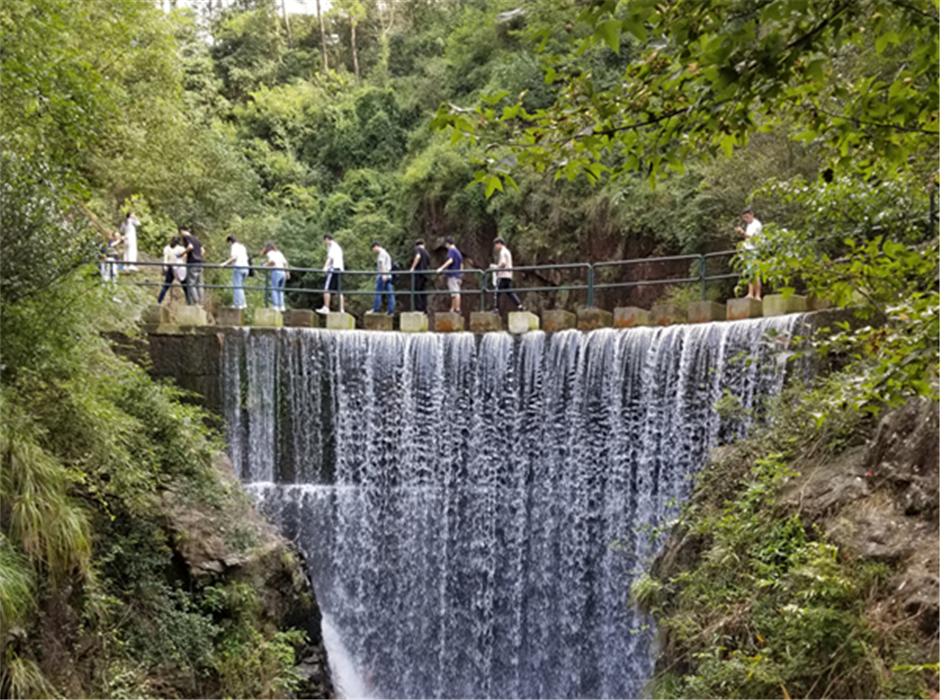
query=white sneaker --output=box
[316,306,330,315]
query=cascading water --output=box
[221,317,803,699]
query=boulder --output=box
[688,301,726,324]
[577,307,613,330]
[253,308,282,327]
[650,303,687,326]
[614,307,650,328]
[727,297,763,320]
[542,309,577,332]
[400,311,429,332]
[325,312,355,330]
[364,313,394,331]
[470,312,503,333]
[434,312,465,332]
[509,311,540,334]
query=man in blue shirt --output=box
[436,237,464,313]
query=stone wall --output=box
[145,328,228,416]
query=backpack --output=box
[390,260,404,288]
[247,255,255,277]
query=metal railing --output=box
[594,250,738,301]
[106,249,742,310]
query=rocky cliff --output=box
[644,396,939,699]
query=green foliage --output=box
[433,0,937,190]
[750,173,938,413]
[0,148,99,305]
[638,384,928,699]
[0,534,35,633]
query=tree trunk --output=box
[351,19,359,82]
[281,0,292,49]
[317,0,329,71]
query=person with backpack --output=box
[369,241,395,315]
[409,239,430,313]
[219,235,249,309]
[436,237,463,313]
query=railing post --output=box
[264,268,270,308]
[479,271,485,311]
[410,272,415,311]
[587,265,594,308]
[700,255,707,301]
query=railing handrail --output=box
[106,248,744,308]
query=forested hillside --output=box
[1,0,937,697]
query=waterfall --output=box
[221,317,802,699]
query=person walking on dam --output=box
[317,234,344,314]
[157,234,190,305]
[261,242,289,312]
[409,239,430,313]
[370,241,395,315]
[220,235,249,309]
[735,206,763,300]
[491,237,523,312]
[437,237,463,313]
[180,226,206,305]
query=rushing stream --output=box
[222,319,802,698]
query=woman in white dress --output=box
[120,211,141,271]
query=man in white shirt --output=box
[261,242,290,312]
[490,237,523,312]
[369,241,394,315]
[220,235,250,308]
[735,206,763,300]
[317,234,344,314]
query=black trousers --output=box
[158,267,191,305]
[494,278,521,311]
[413,274,428,312]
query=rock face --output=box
[161,453,334,699]
[778,397,940,637]
[654,396,940,656]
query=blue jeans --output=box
[232,267,248,307]
[270,269,286,308]
[374,276,394,313]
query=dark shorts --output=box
[324,270,341,292]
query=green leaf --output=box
[484,174,504,198]
[622,16,647,43]
[720,133,735,158]
[594,19,621,54]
